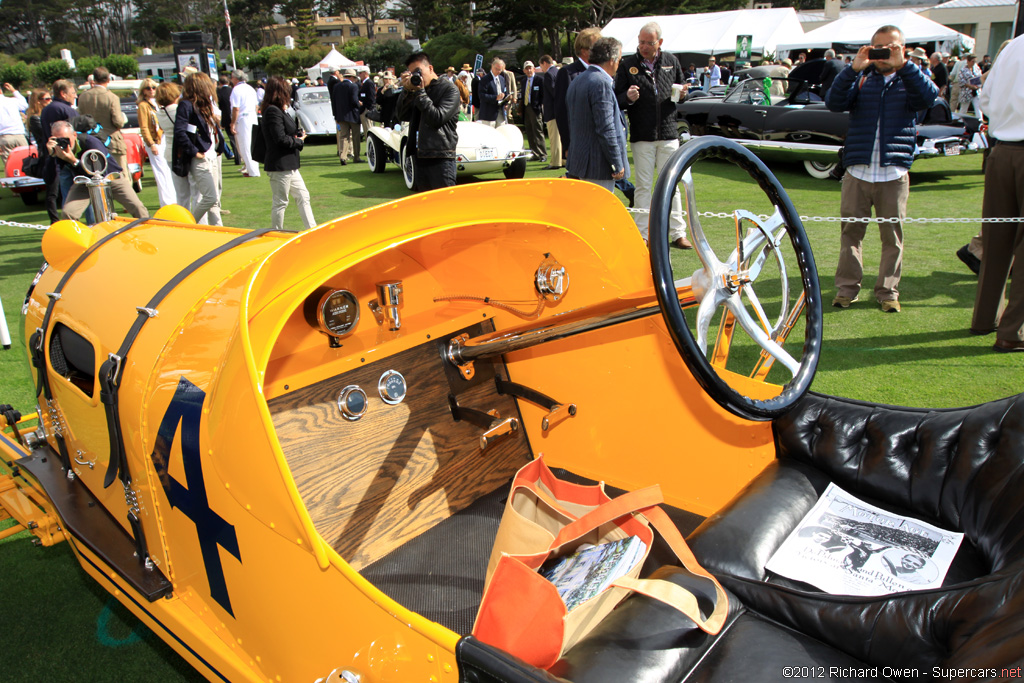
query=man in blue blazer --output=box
[478,58,509,126]
[565,37,628,192]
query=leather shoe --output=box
[339,159,347,166]
[956,244,980,275]
[993,339,1024,353]
[672,237,694,250]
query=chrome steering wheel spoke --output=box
[649,136,823,421]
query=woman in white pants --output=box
[137,78,175,206]
[260,76,316,231]
[174,73,223,226]
[155,82,192,209]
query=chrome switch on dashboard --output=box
[338,385,368,421]
[378,370,407,405]
[369,280,404,331]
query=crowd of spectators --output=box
[0,29,1016,349]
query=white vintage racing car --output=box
[366,120,531,190]
[292,86,337,137]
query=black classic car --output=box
[676,64,982,178]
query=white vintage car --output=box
[292,86,337,137]
[366,120,531,190]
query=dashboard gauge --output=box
[305,287,359,339]
[338,385,368,420]
[378,370,407,405]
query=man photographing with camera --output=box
[826,24,938,314]
[397,52,460,192]
[47,118,148,222]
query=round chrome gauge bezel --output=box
[378,369,407,405]
[337,384,368,421]
[316,289,360,338]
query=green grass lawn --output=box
[0,138,1017,682]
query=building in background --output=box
[266,13,407,48]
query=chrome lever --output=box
[480,416,519,450]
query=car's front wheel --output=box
[401,144,416,190]
[503,157,527,179]
[803,159,837,179]
[367,135,386,173]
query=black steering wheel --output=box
[649,136,823,421]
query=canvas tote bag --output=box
[473,457,728,668]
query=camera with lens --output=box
[410,69,423,87]
[56,137,71,151]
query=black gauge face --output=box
[378,370,407,405]
[317,289,359,338]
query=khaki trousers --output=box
[632,139,686,242]
[972,143,1024,340]
[0,134,27,167]
[268,169,316,231]
[545,119,562,168]
[336,121,356,160]
[835,173,909,303]
[61,172,149,223]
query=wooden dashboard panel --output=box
[268,322,532,570]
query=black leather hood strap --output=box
[31,216,151,470]
[101,227,275,490]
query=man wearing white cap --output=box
[520,61,546,161]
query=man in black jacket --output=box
[397,52,460,192]
[40,79,78,222]
[217,75,239,164]
[539,55,561,169]
[615,21,690,248]
[520,61,546,161]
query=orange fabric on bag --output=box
[473,551,567,667]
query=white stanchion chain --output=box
[0,219,49,230]
[3,214,1022,231]
[626,208,1024,224]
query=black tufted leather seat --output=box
[552,392,1024,682]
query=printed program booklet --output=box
[539,536,647,611]
[765,483,963,596]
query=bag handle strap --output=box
[552,485,663,548]
[634,505,729,634]
[612,574,728,635]
[553,493,729,635]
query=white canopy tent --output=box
[603,8,807,57]
[776,9,975,52]
[313,46,358,71]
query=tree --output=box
[389,0,470,41]
[76,56,105,80]
[350,0,387,40]
[35,59,76,86]
[104,54,140,79]
[342,38,370,60]
[293,6,320,50]
[362,39,413,71]
[422,32,489,74]
[0,62,33,88]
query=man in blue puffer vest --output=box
[826,25,938,313]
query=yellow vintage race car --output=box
[1,138,1020,682]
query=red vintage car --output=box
[1,132,146,206]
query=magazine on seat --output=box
[539,536,647,611]
[765,483,963,596]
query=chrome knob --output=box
[337,385,368,421]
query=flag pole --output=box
[223,0,237,70]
